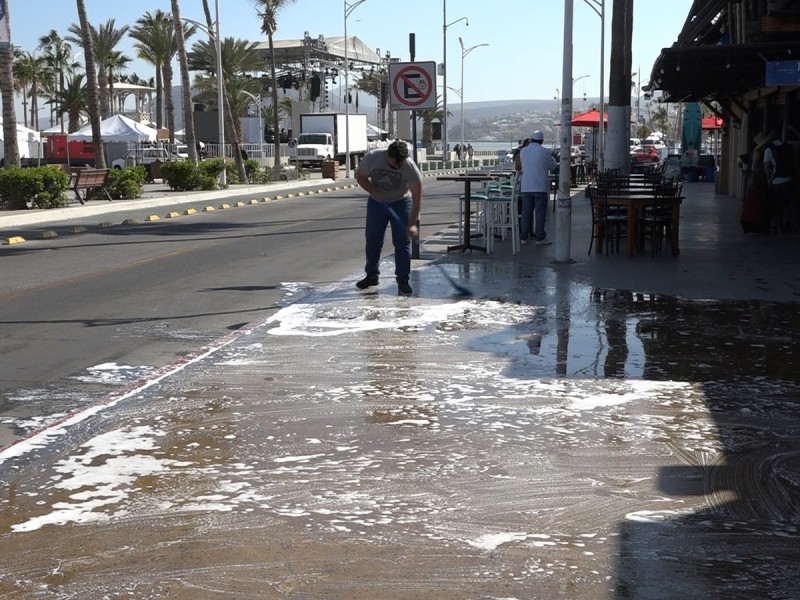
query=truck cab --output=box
[295,133,334,166]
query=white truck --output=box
[296,113,368,167]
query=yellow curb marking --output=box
[69,226,88,234]
[249,199,259,205]
[274,195,284,200]
[3,236,26,245]
[263,196,271,202]
[219,203,231,209]
[166,212,180,218]
[203,206,215,212]
[37,231,59,239]
[235,201,246,207]
[183,208,197,215]
[145,215,160,221]
[96,222,114,229]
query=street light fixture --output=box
[442,1,468,161]
[182,0,225,186]
[344,0,369,179]
[458,37,488,157]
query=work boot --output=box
[356,275,379,290]
[397,278,413,296]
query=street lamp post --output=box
[573,73,590,106]
[458,37,488,158]
[182,0,225,186]
[582,0,605,172]
[344,0,369,179]
[442,1,468,162]
[555,0,574,264]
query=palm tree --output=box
[12,49,35,128]
[37,30,78,132]
[105,50,132,113]
[254,0,297,174]
[130,11,173,130]
[47,73,88,132]
[191,33,262,183]
[419,97,448,154]
[67,19,129,119]
[76,0,106,168]
[0,2,20,168]
[606,0,633,173]
[171,0,198,163]
[227,77,262,143]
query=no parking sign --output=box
[388,61,437,111]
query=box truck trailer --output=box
[296,113,368,167]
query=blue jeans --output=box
[520,192,549,241]
[364,196,412,280]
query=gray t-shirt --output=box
[358,148,422,202]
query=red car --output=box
[630,145,660,166]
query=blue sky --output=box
[10,0,693,105]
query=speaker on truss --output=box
[310,74,321,101]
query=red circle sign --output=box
[392,65,434,108]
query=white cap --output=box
[531,131,544,142]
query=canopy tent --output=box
[0,118,40,143]
[571,109,608,128]
[701,116,724,130]
[0,118,42,162]
[68,114,158,142]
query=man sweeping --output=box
[354,140,423,296]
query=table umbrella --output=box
[571,109,608,128]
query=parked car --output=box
[171,145,189,160]
[630,145,660,169]
[111,147,171,170]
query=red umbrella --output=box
[571,109,608,127]
[701,116,724,130]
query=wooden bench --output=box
[71,168,112,204]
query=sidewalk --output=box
[1,178,800,598]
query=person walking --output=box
[764,135,796,232]
[354,140,422,295]
[518,130,557,245]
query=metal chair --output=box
[587,184,627,255]
[484,173,521,254]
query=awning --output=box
[646,0,800,102]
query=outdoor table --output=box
[437,174,498,252]
[603,192,683,256]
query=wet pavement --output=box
[2,182,800,598]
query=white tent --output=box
[68,114,157,142]
[0,117,42,161]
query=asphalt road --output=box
[0,182,463,449]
